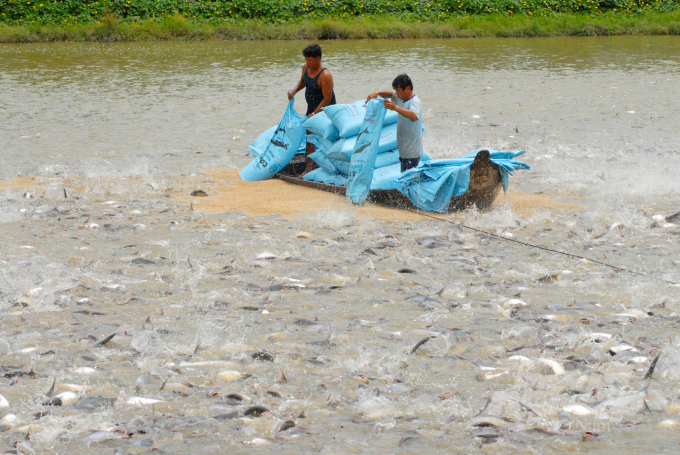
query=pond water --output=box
[0,36,679,454]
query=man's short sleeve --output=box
[409,97,423,121]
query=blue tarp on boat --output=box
[396,150,530,213]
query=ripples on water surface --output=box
[0,37,679,454]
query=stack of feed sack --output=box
[300,101,429,190]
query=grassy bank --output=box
[2,11,680,42]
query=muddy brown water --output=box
[0,37,679,454]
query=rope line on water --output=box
[408,209,678,286]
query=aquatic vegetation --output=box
[1,0,679,26]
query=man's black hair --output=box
[302,44,322,59]
[392,74,413,91]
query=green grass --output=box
[1,11,680,42]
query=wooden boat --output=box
[275,150,503,212]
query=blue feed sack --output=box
[330,149,400,176]
[326,174,348,186]
[346,99,388,204]
[240,98,307,181]
[384,109,398,127]
[307,133,335,155]
[304,168,348,186]
[324,101,398,139]
[321,101,365,139]
[375,149,400,168]
[247,125,277,158]
[302,168,321,181]
[309,150,339,175]
[370,163,402,190]
[248,125,306,158]
[301,112,340,141]
[329,159,349,176]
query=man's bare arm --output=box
[288,64,307,100]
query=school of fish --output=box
[0,169,679,454]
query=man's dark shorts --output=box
[400,157,420,173]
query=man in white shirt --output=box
[367,74,423,172]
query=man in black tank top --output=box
[288,44,336,177]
